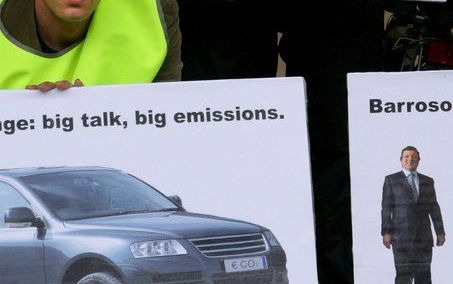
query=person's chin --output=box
[60,10,93,22]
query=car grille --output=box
[212,270,274,284]
[189,233,268,257]
[152,271,204,283]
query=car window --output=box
[0,182,30,228]
[20,170,178,221]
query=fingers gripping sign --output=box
[26,79,84,92]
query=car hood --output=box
[64,211,264,239]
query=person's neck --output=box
[34,0,92,51]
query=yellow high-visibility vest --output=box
[0,0,167,89]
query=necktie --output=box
[408,172,418,200]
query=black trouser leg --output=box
[394,264,413,284]
[414,269,431,284]
[393,247,432,284]
[413,261,432,284]
[413,248,432,284]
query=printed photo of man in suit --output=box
[381,146,446,284]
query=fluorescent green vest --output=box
[0,0,167,89]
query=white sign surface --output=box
[0,78,316,283]
[349,71,453,284]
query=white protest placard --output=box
[0,78,316,283]
[348,71,453,284]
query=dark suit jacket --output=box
[381,171,445,250]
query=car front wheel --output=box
[76,272,122,284]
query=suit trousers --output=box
[393,247,432,284]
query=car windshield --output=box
[19,170,178,221]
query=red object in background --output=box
[427,40,453,67]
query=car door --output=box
[0,181,45,284]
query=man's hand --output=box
[383,234,392,249]
[437,234,446,246]
[26,79,83,92]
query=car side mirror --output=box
[5,207,42,228]
[168,195,183,208]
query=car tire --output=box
[76,272,122,284]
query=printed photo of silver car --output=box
[0,167,288,284]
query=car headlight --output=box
[263,231,281,247]
[130,240,187,258]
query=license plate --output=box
[224,256,268,273]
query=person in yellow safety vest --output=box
[0,0,182,91]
